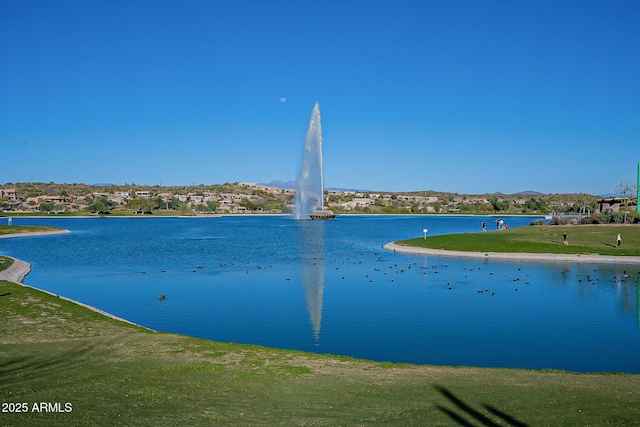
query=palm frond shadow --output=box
[434,384,529,427]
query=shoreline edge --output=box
[383,242,640,264]
[0,255,155,331]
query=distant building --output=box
[337,198,375,211]
[0,189,18,200]
[597,198,637,213]
[397,195,438,203]
[26,195,70,206]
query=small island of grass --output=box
[389,224,640,262]
[0,224,69,238]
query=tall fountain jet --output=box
[294,103,331,341]
[294,102,335,220]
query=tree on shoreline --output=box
[490,198,510,212]
[39,201,56,213]
[614,181,638,224]
[88,196,115,214]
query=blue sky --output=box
[1,1,639,194]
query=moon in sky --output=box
[280,97,286,103]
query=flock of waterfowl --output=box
[147,245,640,302]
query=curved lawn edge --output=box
[0,256,32,282]
[383,242,640,264]
[0,255,154,331]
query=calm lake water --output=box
[2,215,639,373]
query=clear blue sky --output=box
[1,1,639,194]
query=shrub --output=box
[548,216,572,225]
[611,212,626,223]
[530,219,546,226]
[620,211,640,224]
[580,215,601,224]
[598,212,613,224]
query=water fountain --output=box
[294,102,336,220]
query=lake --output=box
[2,215,639,373]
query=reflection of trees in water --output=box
[298,221,325,342]
[589,265,639,328]
[614,272,638,322]
[536,262,638,329]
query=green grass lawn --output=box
[1,279,639,426]
[0,255,13,272]
[398,224,640,256]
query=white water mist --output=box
[294,102,324,219]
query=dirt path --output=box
[383,242,640,264]
[0,256,32,282]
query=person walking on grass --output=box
[563,232,568,246]
[617,233,621,248]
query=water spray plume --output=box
[295,102,324,219]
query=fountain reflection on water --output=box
[298,221,326,342]
[3,215,639,373]
[293,103,332,340]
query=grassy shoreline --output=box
[2,224,640,424]
[2,279,639,426]
[396,224,640,257]
[0,256,639,425]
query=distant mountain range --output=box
[494,190,543,196]
[264,180,297,189]
[263,180,371,193]
[264,181,549,196]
